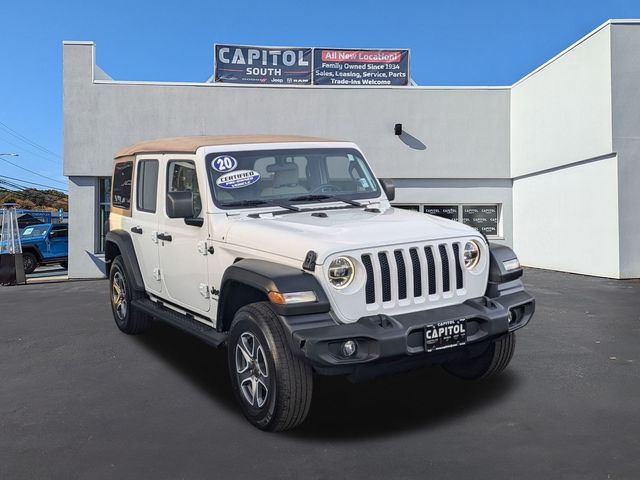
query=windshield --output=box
[20,225,49,237]
[206,148,380,209]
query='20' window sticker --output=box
[211,155,238,173]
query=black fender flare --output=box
[105,229,145,292]
[21,246,43,263]
[485,244,525,298]
[218,258,331,320]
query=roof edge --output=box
[113,135,343,158]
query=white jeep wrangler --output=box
[106,135,535,431]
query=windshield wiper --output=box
[287,194,364,207]
[220,199,300,212]
[220,199,269,207]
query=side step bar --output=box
[132,298,227,348]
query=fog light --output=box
[341,340,357,357]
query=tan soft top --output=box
[114,135,340,159]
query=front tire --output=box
[22,252,38,274]
[443,332,516,380]
[227,302,313,432]
[109,255,151,334]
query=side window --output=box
[136,160,159,213]
[112,162,133,209]
[167,160,201,217]
[51,227,68,238]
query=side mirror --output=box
[166,191,195,218]
[379,178,395,202]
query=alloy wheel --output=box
[235,331,270,408]
[112,271,127,320]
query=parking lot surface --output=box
[1,268,639,479]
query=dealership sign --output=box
[313,48,409,86]
[215,45,312,85]
[214,44,410,86]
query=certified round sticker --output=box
[216,169,261,189]
[211,155,238,173]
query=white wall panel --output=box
[513,156,619,278]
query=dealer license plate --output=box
[425,319,467,352]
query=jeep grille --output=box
[361,242,465,306]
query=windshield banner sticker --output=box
[216,170,261,189]
[211,155,238,173]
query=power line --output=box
[0,174,68,192]
[0,120,62,159]
[0,132,61,165]
[0,156,67,186]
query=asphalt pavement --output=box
[1,268,639,479]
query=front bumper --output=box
[279,288,534,380]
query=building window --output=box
[393,204,420,212]
[391,203,502,239]
[461,205,499,237]
[96,177,111,254]
[424,205,459,221]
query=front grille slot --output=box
[409,248,422,297]
[424,247,436,295]
[378,252,392,302]
[394,250,407,300]
[438,244,450,292]
[361,254,375,304]
[452,243,464,290]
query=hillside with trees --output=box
[0,187,68,211]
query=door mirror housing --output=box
[166,191,195,218]
[378,178,395,202]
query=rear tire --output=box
[109,255,151,334]
[227,302,313,431]
[22,252,38,274]
[443,332,516,380]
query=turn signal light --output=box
[268,291,317,305]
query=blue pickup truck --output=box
[18,223,69,273]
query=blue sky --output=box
[1,0,639,192]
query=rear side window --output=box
[136,160,159,213]
[112,162,133,209]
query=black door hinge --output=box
[210,287,220,296]
[208,246,215,254]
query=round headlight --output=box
[464,241,481,270]
[328,256,355,289]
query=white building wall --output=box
[611,23,640,278]
[510,23,624,277]
[510,24,613,177]
[68,176,106,278]
[513,156,620,278]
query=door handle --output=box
[157,232,172,242]
[131,226,143,234]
